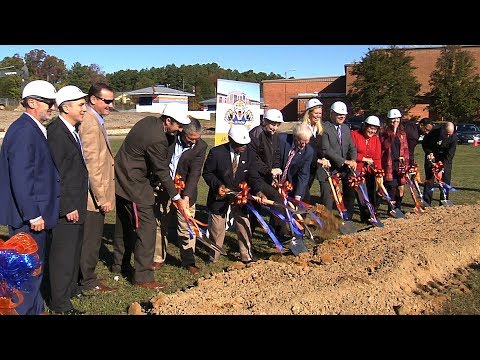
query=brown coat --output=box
[78,108,115,212]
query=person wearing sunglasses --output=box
[0,80,60,315]
[77,83,116,294]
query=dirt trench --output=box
[145,204,480,315]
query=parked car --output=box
[346,116,365,130]
[456,123,480,144]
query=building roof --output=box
[200,97,265,105]
[262,76,342,83]
[126,85,195,97]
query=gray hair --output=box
[292,122,312,140]
[183,117,202,135]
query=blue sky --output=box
[0,45,431,78]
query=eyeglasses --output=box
[95,95,114,104]
[30,96,55,108]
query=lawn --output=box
[2,137,480,314]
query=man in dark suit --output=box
[152,118,207,274]
[404,117,434,165]
[0,80,60,315]
[422,121,458,205]
[321,101,358,218]
[113,102,190,289]
[275,123,314,200]
[47,85,89,315]
[202,124,266,264]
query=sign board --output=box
[215,79,261,146]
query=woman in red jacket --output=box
[351,116,382,223]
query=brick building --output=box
[263,45,480,121]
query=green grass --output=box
[2,140,480,314]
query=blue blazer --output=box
[276,133,313,198]
[0,113,60,229]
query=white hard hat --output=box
[56,85,88,107]
[364,115,381,127]
[228,124,251,145]
[330,101,348,115]
[22,80,57,100]
[264,109,284,123]
[306,98,323,111]
[387,108,402,119]
[162,102,191,125]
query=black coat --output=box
[47,117,88,224]
[202,142,262,215]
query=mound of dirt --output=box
[149,204,480,315]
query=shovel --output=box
[349,168,384,228]
[283,204,308,256]
[196,232,228,256]
[429,160,454,206]
[323,168,357,235]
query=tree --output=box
[0,54,28,98]
[428,45,480,123]
[347,46,420,119]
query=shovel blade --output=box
[389,208,405,218]
[197,235,227,256]
[286,236,309,256]
[369,218,384,227]
[441,199,454,206]
[420,200,431,208]
[339,220,357,234]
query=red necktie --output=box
[280,148,295,183]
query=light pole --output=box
[284,69,296,79]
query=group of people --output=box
[0,79,458,315]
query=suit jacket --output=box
[202,143,262,215]
[404,121,420,165]
[309,131,328,181]
[174,138,208,206]
[422,126,458,166]
[249,125,280,183]
[322,121,357,175]
[0,113,60,229]
[47,117,89,224]
[78,108,115,212]
[275,133,313,198]
[115,116,176,205]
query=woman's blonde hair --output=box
[301,106,323,136]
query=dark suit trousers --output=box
[48,223,83,312]
[113,195,156,284]
[79,211,105,289]
[8,224,48,315]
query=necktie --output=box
[232,153,239,177]
[280,148,295,183]
[337,125,342,144]
[73,130,83,156]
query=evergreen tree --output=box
[429,45,480,123]
[347,46,420,119]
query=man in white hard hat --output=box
[77,83,116,293]
[112,102,190,289]
[249,108,287,236]
[47,85,89,315]
[320,101,358,218]
[203,124,266,264]
[0,80,60,315]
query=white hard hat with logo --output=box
[264,109,284,123]
[22,80,57,100]
[330,101,348,115]
[306,98,323,111]
[387,108,402,119]
[56,85,88,107]
[163,102,191,125]
[228,124,251,145]
[364,115,381,127]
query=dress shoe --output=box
[151,262,164,270]
[49,308,86,315]
[134,281,166,290]
[185,265,200,275]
